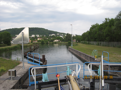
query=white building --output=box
[31,35,35,37]
[54,39,59,42]
[40,35,42,37]
[57,33,59,35]
[36,34,39,37]
[37,38,42,40]
[49,34,55,36]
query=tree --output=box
[0,33,2,44]
[65,33,71,42]
[80,11,121,42]
[113,11,121,41]
[2,31,12,45]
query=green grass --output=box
[0,57,20,76]
[0,43,33,52]
[72,43,121,62]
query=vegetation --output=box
[0,43,33,52]
[0,31,12,46]
[0,57,20,76]
[73,43,121,62]
[80,11,121,42]
[0,27,65,37]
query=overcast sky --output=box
[0,0,121,35]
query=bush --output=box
[41,40,45,44]
[0,44,7,47]
[0,66,6,72]
[68,41,71,46]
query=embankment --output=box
[68,47,121,76]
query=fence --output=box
[81,41,121,47]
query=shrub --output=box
[0,66,6,72]
[68,41,71,46]
[41,40,45,44]
[0,44,7,47]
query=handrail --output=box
[102,51,109,62]
[83,63,121,79]
[83,62,121,78]
[27,52,42,65]
[30,62,81,90]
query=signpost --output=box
[12,27,29,69]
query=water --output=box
[0,44,82,64]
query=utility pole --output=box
[71,24,73,47]
[22,32,24,69]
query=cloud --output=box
[0,20,92,35]
[0,0,121,35]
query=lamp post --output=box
[71,24,73,47]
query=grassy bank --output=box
[0,57,20,76]
[72,43,121,62]
[0,43,33,52]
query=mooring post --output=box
[90,78,95,90]
[42,55,45,63]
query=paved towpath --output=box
[0,63,34,90]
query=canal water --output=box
[0,44,119,90]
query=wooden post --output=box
[42,55,45,63]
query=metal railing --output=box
[27,52,42,65]
[29,62,81,90]
[83,60,121,78]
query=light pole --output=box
[71,24,73,47]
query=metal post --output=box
[99,61,101,90]
[71,24,73,47]
[11,71,12,80]
[22,32,24,69]
[101,55,104,88]
[34,69,36,90]
[100,55,104,90]
[90,64,92,82]
[76,64,78,77]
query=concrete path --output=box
[0,63,34,90]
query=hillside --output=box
[0,27,65,37]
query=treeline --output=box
[80,11,121,42]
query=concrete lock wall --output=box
[68,47,95,62]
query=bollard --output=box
[90,78,95,90]
[42,55,45,63]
